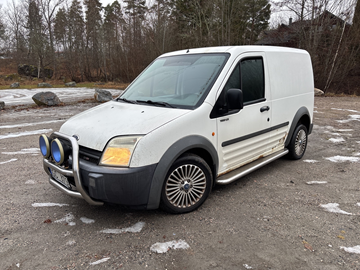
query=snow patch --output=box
[90,257,110,265]
[32,202,69,207]
[307,181,327,185]
[25,180,36,184]
[66,240,76,246]
[0,88,122,105]
[329,137,345,143]
[324,131,340,136]
[55,213,76,226]
[357,203,360,207]
[0,129,53,140]
[2,148,40,155]
[336,115,360,123]
[303,159,318,163]
[80,217,95,224]
[0,158,17,165]
[243,264,253,269]
[340,245,360,254]
[150,239,190,253]
[331,108,359,113]
[325,156,360,163]
[0,120,64,129]
[100,222,145,234]
[320,203,353,215]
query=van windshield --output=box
[119,53,229,109]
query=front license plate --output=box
[52,170,71,189]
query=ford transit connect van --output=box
[39,46,314,213]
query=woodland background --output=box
[0,0,359,94]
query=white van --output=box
[39,46,314,213]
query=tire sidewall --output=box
[160,154,213,214]
[289,124,308,160]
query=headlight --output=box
[100,136,143,167]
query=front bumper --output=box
[43,132,156,208]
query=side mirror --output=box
[227,88,243,111]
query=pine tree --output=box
[84,0,102,80]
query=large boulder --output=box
[94,88,112,102]
[10,82,20,88]
[65,81,76,87]
[314,88,324,96]
[32,92,61,106]
[38,82,53,88]
[0,101,4,110]
[18,64,54,79]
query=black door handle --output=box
[260,106,270,112]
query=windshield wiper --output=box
[136,100,176,108]
[117,98,137,104]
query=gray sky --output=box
[0,0,115,10]
[0,0,355,26]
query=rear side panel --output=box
[265,50,314,144]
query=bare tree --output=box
[38,0,65,75]
[5,0,27,62]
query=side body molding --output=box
[146,135,218,209]
[284,106,312,147]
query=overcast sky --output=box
[0,0,115,10]
[0,0,355,27]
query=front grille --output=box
[79,146,102,165]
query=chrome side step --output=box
[216,149,289,185]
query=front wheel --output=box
[288,124,308,160]
[160,154,213,214]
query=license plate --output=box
[52,170,71,189]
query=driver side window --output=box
[210,57,265,118]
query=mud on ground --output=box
[0,96,360,270]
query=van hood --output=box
[59,101,190,151]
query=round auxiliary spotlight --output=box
[51,138,65,165]
[39,134,51,158]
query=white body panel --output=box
[59,46,314,176]
[131,103,216,167]
[59,102,190,151]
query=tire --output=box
[160,154,213,214]
[288,124,308,160]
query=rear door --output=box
[212,52,273,175]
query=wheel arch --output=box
[146,135,218,210]
[285,106,312,148]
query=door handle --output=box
[260,106,270,112]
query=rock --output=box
[314,88,324,96]
[38,82,53,88]
[10,82,20,88]
[94,89,113,102]
[32,92,61,106]
[65,81,76,87]
[18,64,53,79]
[0,101,5,110]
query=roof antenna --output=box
[186,49,190,53]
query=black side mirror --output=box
[227,88,243,111]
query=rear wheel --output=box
[161,154,212,214]
[288,124,308,160]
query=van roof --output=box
[160,46,308,58]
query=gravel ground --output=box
[0,96,360,270]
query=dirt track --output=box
[1,96,360,270]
